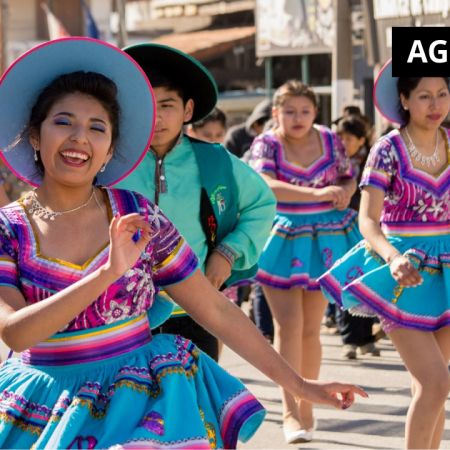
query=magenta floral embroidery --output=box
[140,410,165,435]
[103,300,131,323]
[291,257,303,268]
[412,192,447,222]
[322,248,333,269]
[125,265,155,307]
[68,436,97,449]
[345,266,364,285]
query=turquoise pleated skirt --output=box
[0,314,265,449]
[256,204,361,290]
[319,224,450,331]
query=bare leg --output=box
[298,290,327,429]
[217,339,224,359]
[389,328,450,449]
[263,285,304,432]
[430,326,450,449]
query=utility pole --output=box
[265,57,272,99]
[0,0,6,75]
[116,0,127,48]
[331,0,353,120]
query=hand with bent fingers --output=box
[332,187,352,210]
[299,380,368,410]
[107,213,152,277]
[317,185,349,209]
[389,254,423,287]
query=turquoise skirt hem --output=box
[319,234,450,331]
[256,209,361,290]
[0,331,265,449]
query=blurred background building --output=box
[1,0,450,128]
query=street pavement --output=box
[221,327,450,450]
[0,326,448,449]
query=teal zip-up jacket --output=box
[116,135,276,316]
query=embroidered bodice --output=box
[360,129,450,224]
[0,188,198,331]
[249,125,354,188]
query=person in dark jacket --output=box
[224,98,272,157]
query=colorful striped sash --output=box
[21,314,152,366]
[382,221,450,236]
[276,201,335,215]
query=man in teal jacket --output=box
[117,43,276,361]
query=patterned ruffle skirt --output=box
[319,223,450,331]
[0,314,265,449]
[256,203,361,290]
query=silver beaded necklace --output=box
[404,127,440,167]
[27,189,96,221]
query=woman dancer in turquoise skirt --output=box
[319,61,450,449]
[249,80,362,444]
[0,38,366,449]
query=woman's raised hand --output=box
[106,213,152,278]
[299,379,368,410]
[389,254,423,287]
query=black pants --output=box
[335,308,375,346]
[155,315,219,361]
[236,285,251,307]
[252,284,273,338]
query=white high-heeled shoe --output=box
[283,427,314,444]
[283,420,315,444]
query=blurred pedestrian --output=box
[186,107,227,143]
[224,98,272,157]
[334,114,381,359]
[319,61,450,449]
[331,104,365,127]
[249,80,362,444]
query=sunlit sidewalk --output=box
[221,327,450,450]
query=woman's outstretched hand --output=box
[300,379,368,410]
[106,213,152,277]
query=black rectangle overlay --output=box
[392,27,450,76]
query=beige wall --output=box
[5,0,112,66]
[6,0,37,65]
[8,0,36,42]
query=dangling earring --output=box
[99,163,106,173]
[33,148,39,162]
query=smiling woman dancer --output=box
[319,61,450,449]
[0,38,366,449]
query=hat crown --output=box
[123,43,218,123]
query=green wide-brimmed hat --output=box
[124,43,218,123]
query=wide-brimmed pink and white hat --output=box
[0,37,155,187]
[373,59,404,125]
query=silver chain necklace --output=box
[27,189,95,221]
[404,127,440,167]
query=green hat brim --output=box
[124,43,218,123]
